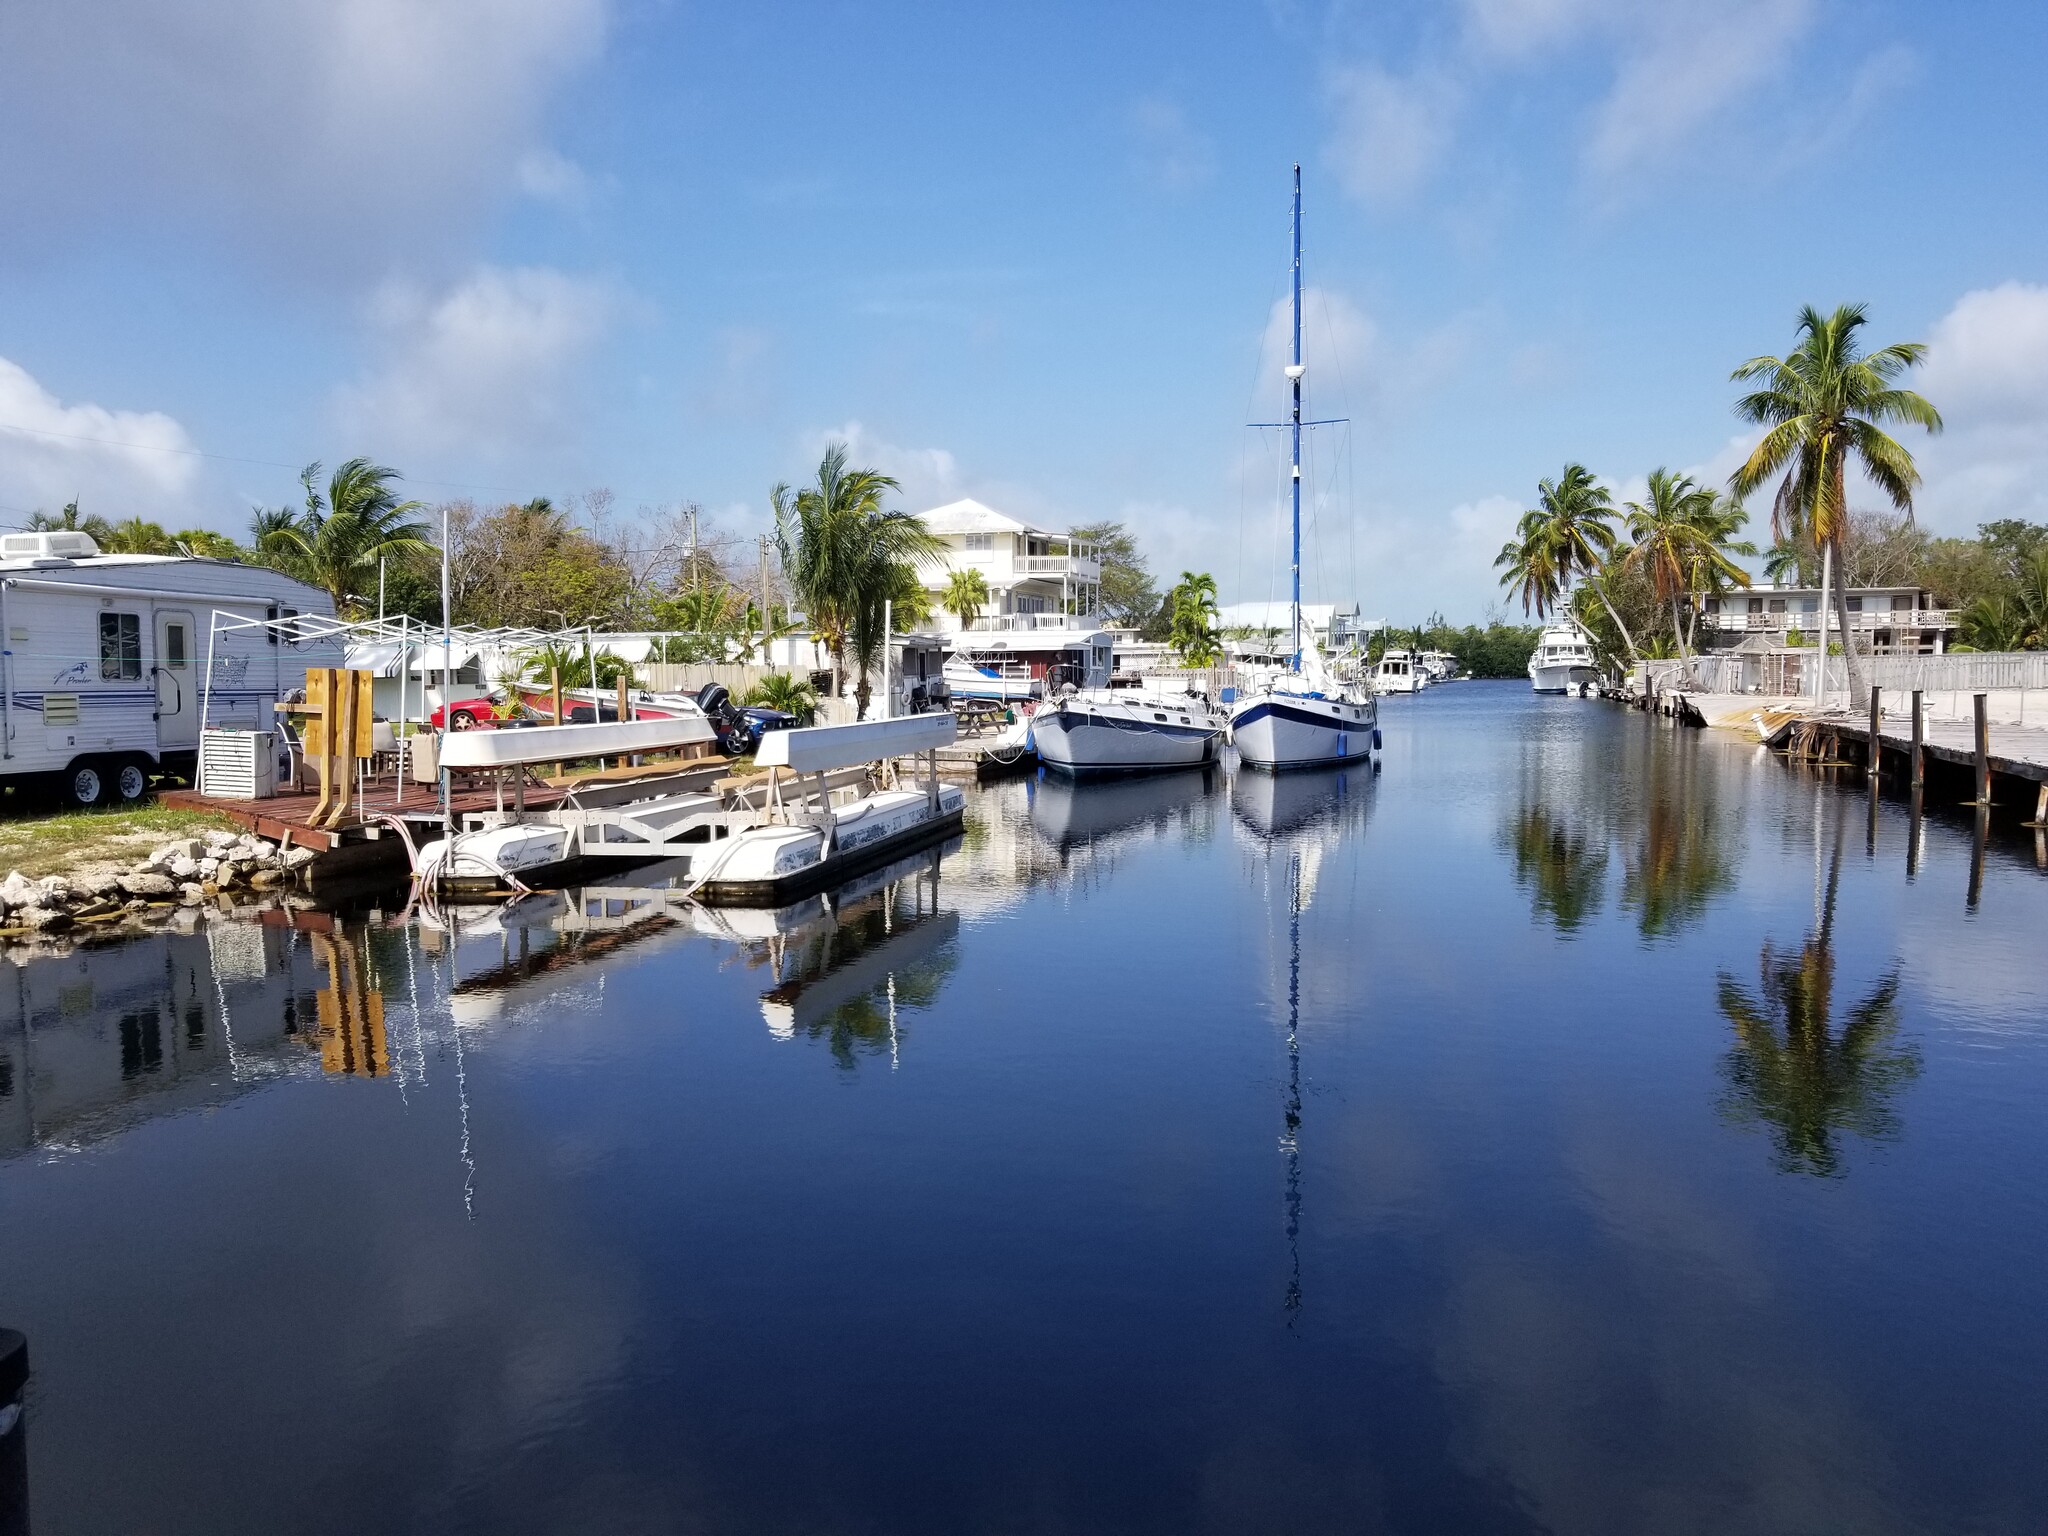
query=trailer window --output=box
[164,621,188,669]
[100,613,142,680]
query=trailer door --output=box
[154,609,198,751]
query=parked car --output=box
[428,697,545,730]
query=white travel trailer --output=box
[0,531,339,806]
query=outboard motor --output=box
[695,682,749,755]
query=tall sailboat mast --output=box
[1289,163,1303,670]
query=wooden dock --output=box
[157,778,568,877]
[1762,698,2048,822]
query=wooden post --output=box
[1910,688,1924,793]
[1974,692,1992,807]
[2027,780,2048,831]
[551,667,564,725]
[1867,685,1882,787]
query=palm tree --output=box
[1495,510,1563,617]
[1504,464,1638,660]
[771,443,941,715]
[943,568,989,630]
[1763,535,1810,587]
[175,528,244,560]
[1678,489,1757,653]
[1623,470,1749,664]
[742,672,820,725]
[1731,304,1943,704]
[27,499,113,543]
[1167,571,1221,666]
[267,458,433,614]
[99,517,179,554]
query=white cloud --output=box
[1323,64,1462,204]
[516,148,595,207]
[1259,286,1381,412]
[1128,97,1215,194]
[0,356,203,525]
[1913,282,2048,529]
[1461,0,1607,57]
[334,266,617,470]
[1585,0,1817,180]
[0,0,608,274]
[804,422,965,515]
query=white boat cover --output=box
[755,713,957,774]
[440,713,713,768]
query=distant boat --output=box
[1528,621,1599,695]
[943,655,1042,701]
[1372,648,1425,695]
[1227,165,1380,772]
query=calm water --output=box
[4,683,2047,1535]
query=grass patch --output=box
[0,805,241,880]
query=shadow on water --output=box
[1716,798,1920,1178]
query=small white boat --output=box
[1030,687,1225,775]
[1419,651,1461,683]
[1372,649,1425,695]
[1528,621,1599,695]
[944,655,1041,701]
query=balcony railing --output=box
[965,613,1100,632]
[1703,609,1952,633]
[1016,554,1101,578]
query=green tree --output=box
[943,567,989,630]
[27,499,114,543]
[1622,469,1749,663]
[1731,303,1942,702]
[1165,571,1221,666]
[1502,464,1638,660]
[175,528,244,560]
[1069,520,1158,628]
[267,458,434,614]
[772,442,941,715]
[97,517,180,554]
[741,671,820,725]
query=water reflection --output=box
[1502,720,1737,939]
[1716,802,1920,1176]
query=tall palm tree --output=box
[268,458,433,614]
[1623,470,1748,663]
[99,517,179,554]
[1167,571,1221,666]
[943,567,989,630]
[772,443,940,713]
[1678,489,1757,653]
[1508,464,1638,660]
[1731,304,1942,703]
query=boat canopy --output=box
[440,713,713,769]
[755,713,956,774]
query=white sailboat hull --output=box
[1031,693,1223,774]
[1230,690,1377,770]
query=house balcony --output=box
[965,612,1101,633]
[1016,553,1101,579]
[1702,608,1953,634]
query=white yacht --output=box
[1030,686,1226,775]
[1226,166,1381,772]
[1419,650,1461,683]
[1373,648,1425,695]
[1528,621,1599,695]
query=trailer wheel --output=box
[112,758,151,805]
[63,760,107,809]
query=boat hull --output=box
[1231,693,1377,770]
[697,787,966,904]
[1031,700,1222,775]
[1529,664,1599,695]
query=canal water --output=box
[3,683,2046,1534]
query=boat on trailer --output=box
[409,711,964,904]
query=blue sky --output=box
[4,0,2047,620]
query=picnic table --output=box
[953,698,1012,736]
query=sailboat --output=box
[1229,166,1380,771]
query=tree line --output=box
[1491,302,1972,697]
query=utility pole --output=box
[759,535,772,667]
[689,504,701,593]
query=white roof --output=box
[917,498,1054,538]
[1218,601,1355,631]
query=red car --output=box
[429,696,509,730]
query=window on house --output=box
[1801,598,1819,612]
[962,532,993,552]
[1892,594,1913,612]
[1017,595,1047,614]
[1768,599,1787,614]
[1847,596,1863,612]
[100,612,142,680]
[1747,597,1764,613]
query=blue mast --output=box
[1289,163,1303,672]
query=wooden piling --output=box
[1867,685,1882,787]
[1974,692,1992,806]
[1910,689,1924,793]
